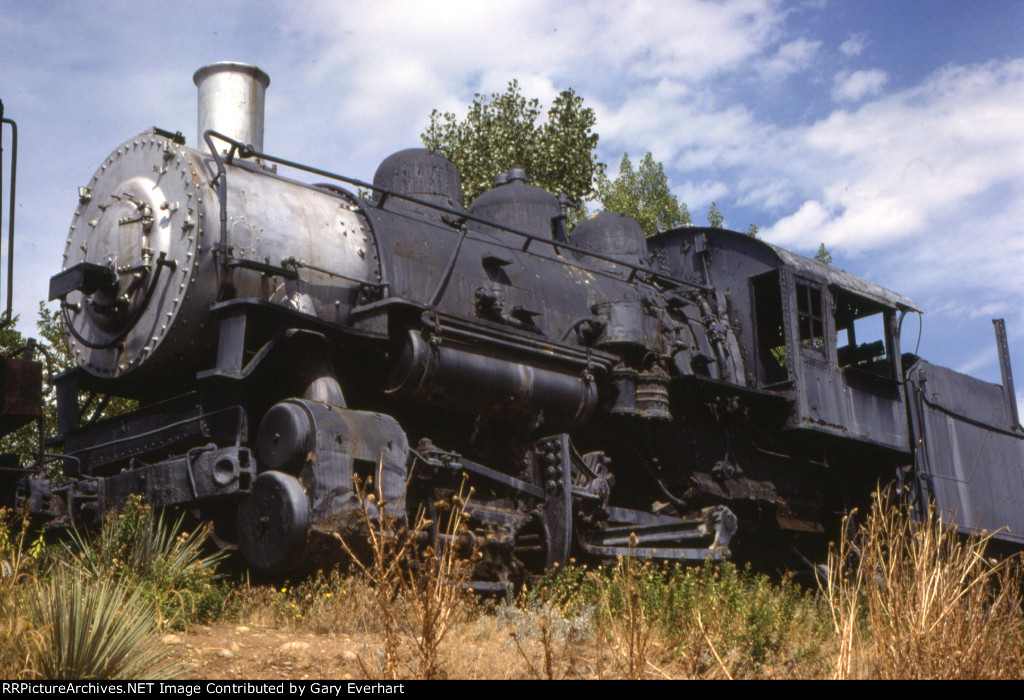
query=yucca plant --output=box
[64,496,227,628]
[29,568,177,679]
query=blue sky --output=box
[1,0,1022,404]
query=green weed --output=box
[64,496,229,629]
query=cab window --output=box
[833,289,893,379]
[796,281,825,354]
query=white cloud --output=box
[597,89,771,172]
[253,0,797,174]
[757,38,822,80]
[289,0,787,94]
[769,199,831,237]
[737,177,793,210]
[832,69,889,101]
[840,33,867,57]
[677,180,731,216]
[756,58,1024,360]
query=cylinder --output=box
[387,330,598,429]
[193,62,270,154]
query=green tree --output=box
[36,303,73,372]
[707,202,724,228]
[596,152,691,237]
[746,224,759,239]
[814,243,833,265]
[39,302,136,430]
[421,81,603,211]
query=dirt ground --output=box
[164,625,369,680]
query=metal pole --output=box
[992,318,1020,430]
[0,101,17,328]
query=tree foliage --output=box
[815,243,833,265]
[596,153,691,237]
[421,81,603,209]
[707,202,724,229]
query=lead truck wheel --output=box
[236,471,311,574]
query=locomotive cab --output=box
[649,228,920,457]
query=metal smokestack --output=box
[193,62,270,155]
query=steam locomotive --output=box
[1,63,1022,581]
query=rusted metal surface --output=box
[0,358,41,434]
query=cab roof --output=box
[674,228,923,314]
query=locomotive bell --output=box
[193,62,270,155]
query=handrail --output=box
[202,130,236,265]
[200,131,709,294]
[0,100,17,329]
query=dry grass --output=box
[501,597,595,679]
[0,508,41,679]
[597,555,661,679]
[5,478,1017,679]
[231,569,377,634]
[207,486,1024,679]
[493,556,833,680]
[826,490,1024,679]
[332,474,477,680]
